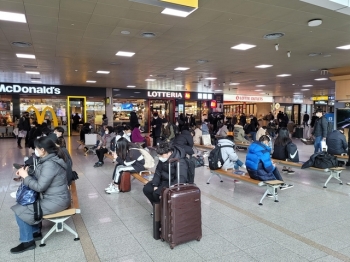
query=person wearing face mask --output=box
[28,122,42,149]
[160,119,175,142]
[131,123,145,144]
[150,112,162,146]
[312,109,328,153]
[17,112,31,149]
[94,126,116,167]
[245,135,293,196]
[143,142,188,206]
[10,136,71,254]
[80,123,92,144]
[115,125,132,142]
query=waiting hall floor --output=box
[1,137,350,261]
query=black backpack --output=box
[286,142,299,162]
[110,137,116,152]
[208,144,231,170]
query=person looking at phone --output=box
[94,126,115,168]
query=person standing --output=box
[129,111,139,130]
[312,109,328,153]
[17,112,31,149]
[150,112,162,146]
[72,113,81,131]
[303,112,310,127]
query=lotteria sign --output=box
[0,84,61,94]
[147,91,182,98]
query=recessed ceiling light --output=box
[0,11,26,23]
[256,85,266,87]
[127,85,136,88]
[293,92,301,95]
[121,30,130,35]
[323,54,331,57]
[31,81,42,83]
[142,32,156,38]
[16,54,35,59]
[174,67,189,71]
[97,70,110,74]
[231,44,256,50]
[74,70,78,72]
[145,79,156,81]
[255,89,263,91]
[315,78,327,81]
[302,85,313,87]
[260,92,265,94]
[176,85,184,87]
[308,53,322,57]
[116,51,135,57]
[161,8,197,17]
[205,77,217,80]
[308,19,322,27]
[336,44,350,50]
[277,74,291,77]
[301,89,310,91]
[292,84,295,85]
[134,92,140,93]
[255,65,273,68]
[215,90,222,92]
[86,80,96,83]
[25,71,40,74]
[310,69,318,72]
[229,83,240,85]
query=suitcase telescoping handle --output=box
[168,158,180,188]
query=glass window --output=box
[0,95,13,126]
[198,93,203,99]
[203,94,208,99]
[208,94,212,99]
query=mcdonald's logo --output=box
[26,106,58,127]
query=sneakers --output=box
[280,184,294,190]
[17,145,23,149]
[106,185,120,194]
[267,193,278,198]
[13,163,23,169]
[287,170,295,175]
[241,164,246,169]
[94,162,103,168]
[105,183,114,191]
[282,166,288,173]
[10,241,36,254]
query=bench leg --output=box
[207,172,223,184]
[323,171,343,188]
[259,185,279,206]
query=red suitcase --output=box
[118,171,131,192]
[160,159,202,249]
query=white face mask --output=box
[89,126,92,129]
[126,132,131,136]
[159,157,168,162]
[154,117,158,119]
[105,131,109,134]
[34,148,41,157]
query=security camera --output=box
[275,44,279,51]
[287,51,291,57]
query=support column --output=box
[106,88,113,126]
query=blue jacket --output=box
[245,142,276,181]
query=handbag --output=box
[18,130,27,138]
[16,183,38,206]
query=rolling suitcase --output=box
[160,158,202,249]
[118,171,131,192]
[145,136,151,147]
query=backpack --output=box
[130,148,155,169]
[208,144,231,170]
[110,137,116,152]
[286,142,299,162]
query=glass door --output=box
[67,96,86,137]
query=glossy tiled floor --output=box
[1,137,350,262]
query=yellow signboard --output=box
[311,96,328,101]
[160,0,198,8]
[26,106,58,127]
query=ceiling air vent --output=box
[156,74,167,78]
[308,53,322,57]
[263,32,285,40]
[142,32,156,38]
[12,41,32,47]
[196,59,209,64]
[31,77,40,80]
[23,65,38,68]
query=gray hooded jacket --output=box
[217,139,239,169]
[12,153,71,225]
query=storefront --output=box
[112,89,223,132]
[311,95,335,113]
[0,83,106,136]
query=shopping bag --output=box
[18,130,27,138]
[201,134,211,146]
[320,140,328,151]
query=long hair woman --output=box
[105,137,145,194]
[272,127,295,174]
[11,136,71,254]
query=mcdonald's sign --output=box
[26,106,58,127]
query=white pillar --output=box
[106,88,113,126]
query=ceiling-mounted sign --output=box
[311,96,328,101]
[328,95,335,100]
[161,0,198,8]
[147,91,183,98]
[224,94,273,103]
[0,84,61,94]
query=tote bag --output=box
[16,183,38,206]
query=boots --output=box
[10,240,36,254]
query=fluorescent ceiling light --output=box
[0,11,26,23]
[31,81,42,83]
[301,89,310,91]
[277,74,291,77]
[315,78,328,81]
[214,90,222,92]
[97,70,110,74]
[255,89,263,91]
[293,93,301,95]
[302,85,313,87]
[145,79,156,81]
[176,85,184,87]
[205,77,217,80]
[229,83,240,85]
[256,85,266,87]
[336,44,350,50]
[161,8,197,17]
[127,85,136,88]
[174,67,189,71]
[255,65,273,68]
[86,80,96,83]
[116,51,135,57]
[26,71,40,74]
[16,54,35,59]
[231,44,256,50]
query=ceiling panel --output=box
[24,3,59,18]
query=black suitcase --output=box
[294,127,303,138]
[159,159,202,249]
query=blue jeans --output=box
[234,159,244,170]
[15,214,39,242]
[250,132,257,142]
[314,136,322,153]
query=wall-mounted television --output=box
[336,108,350,128]
[121,103,133,111]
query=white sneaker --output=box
[10,191,17,198]
[241,164,246,169]
[106,185,120,194]
[104,183,114,191]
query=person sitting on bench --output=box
[218,138,245,171]
[11,136,71,254]
[272,128,296,175]
[245,135,293,196]
[115,125,131,142]
[327,128,348,156]
[172,124,194,156]
[234,121,250,144]
[131,124,145,145]
[143,142,188,206]
[94,126,116,168]
[105,137,145,194]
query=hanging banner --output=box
[224,94,273,102]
